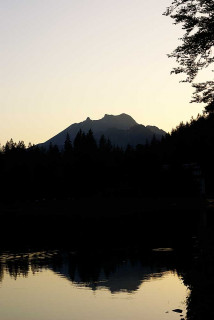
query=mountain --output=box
[39,113,166,149]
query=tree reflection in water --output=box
[0,249,187,294]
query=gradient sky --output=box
[1,0,203,146]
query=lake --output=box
[0,249,189,320]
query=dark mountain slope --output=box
[40,113,166,148]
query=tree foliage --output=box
[164,0,214,112]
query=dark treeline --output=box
[2,113,214,203]
[0,113,213,252]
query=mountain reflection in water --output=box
[0,250,185,293]
[0,250,189,320]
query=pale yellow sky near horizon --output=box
[1,0,203,146]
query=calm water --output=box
[0,250,189,320]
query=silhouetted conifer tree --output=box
[99,134,107,150]
[73,129,84,153]
[151,134,157,146]
[64,133,73,153]
[17,141,26,150]
[99,135,112,153]
[3,139,16,154]
[86,129,97,153]
[106,138,112,153]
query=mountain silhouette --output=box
[40,113,166,148]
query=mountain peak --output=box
[101,113,137,129]
[40,113,166,149]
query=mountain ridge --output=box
[40,113,166,148]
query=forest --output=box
[0,110,213,250]
[1,112,214,203]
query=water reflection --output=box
[55,259,174,293]
[0,250,189,320]
[0,249,184,293]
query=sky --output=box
[1,0,203,146]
